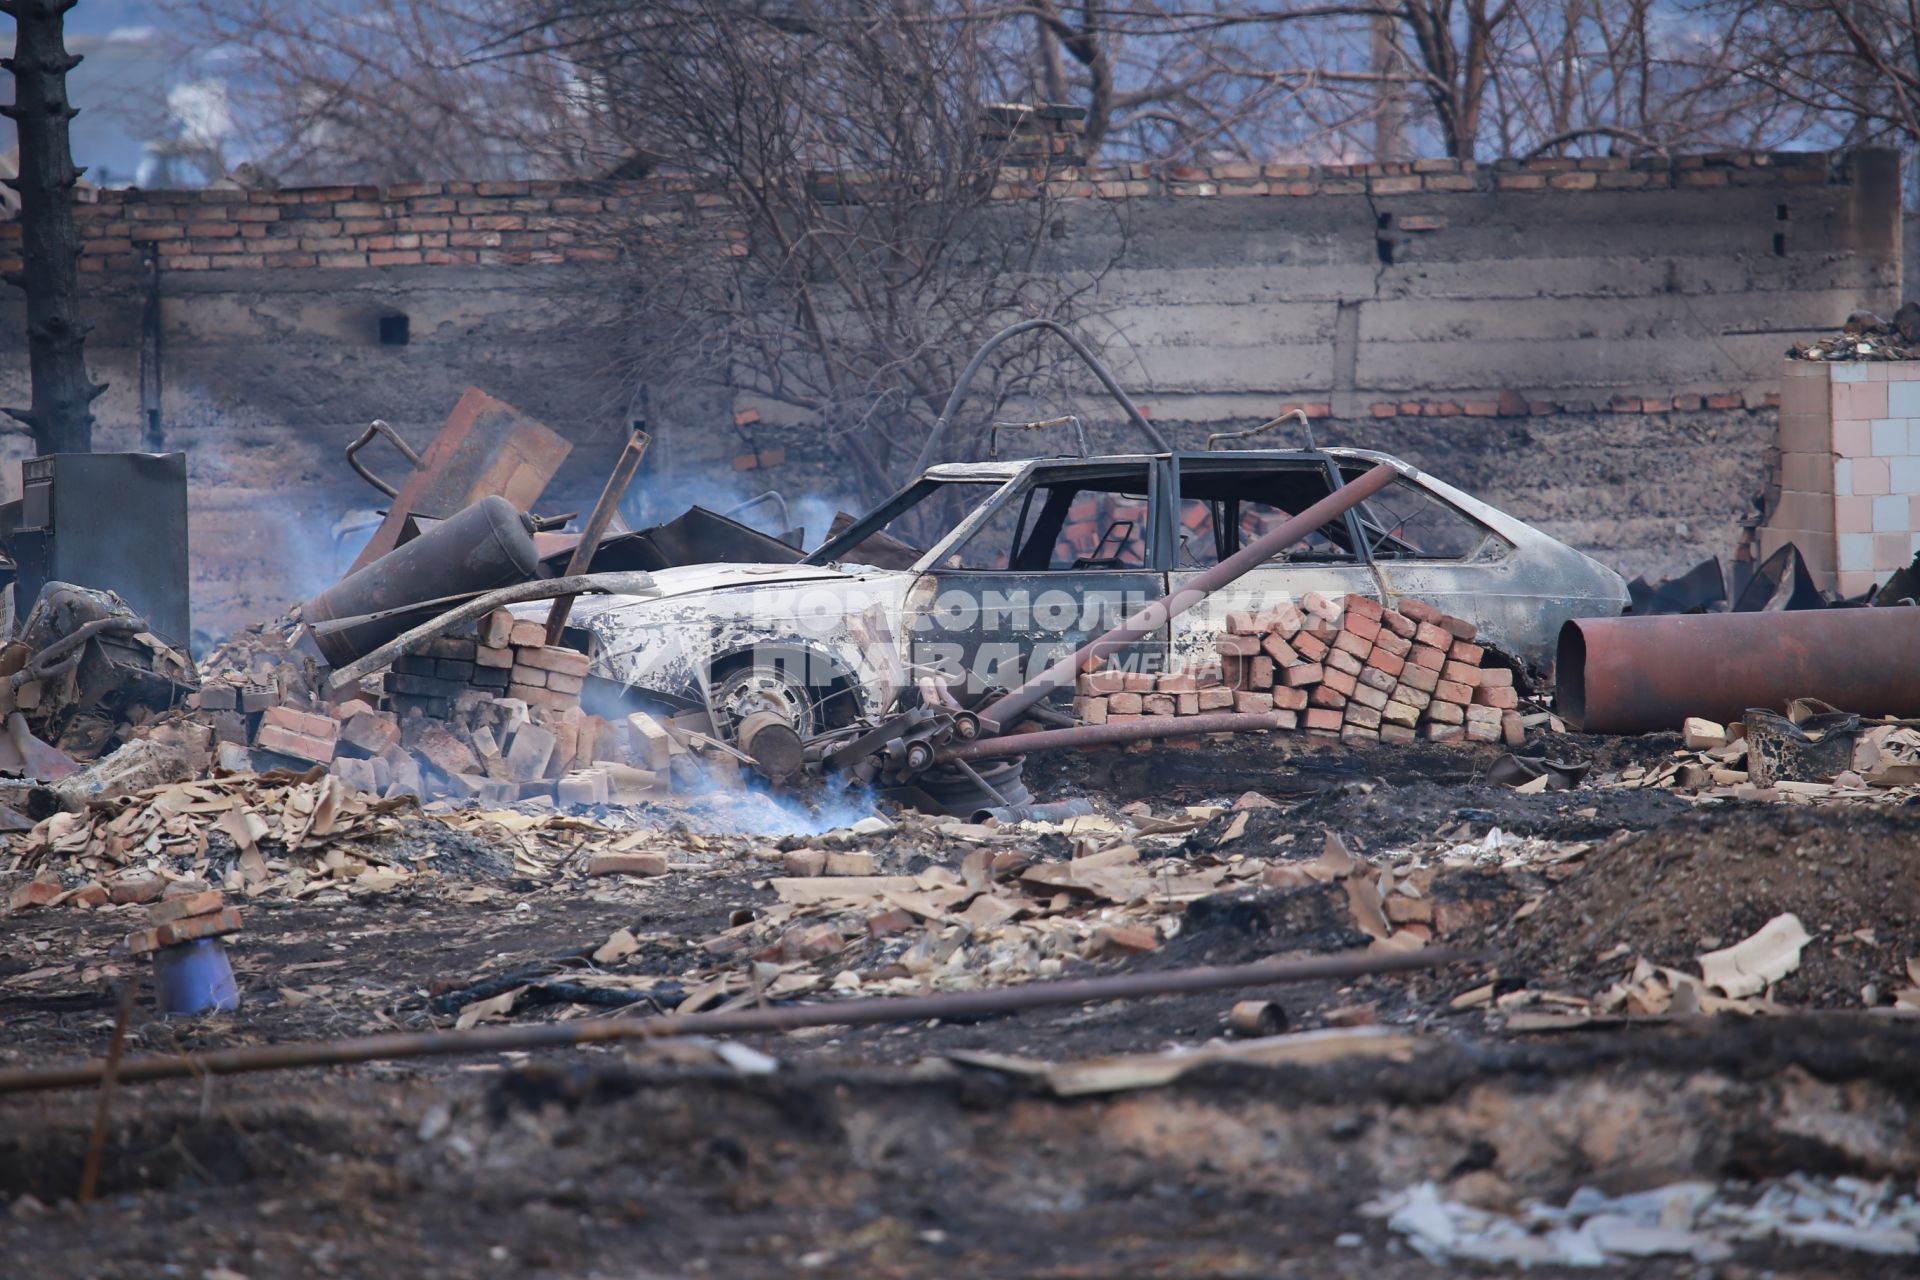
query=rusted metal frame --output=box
[1204,408,1311,452]
[909,318,1171,478]
[975,463,1398,733]
[343,419,423,499]
[936,710,1298,764]
[1557,610,1920,733]
[0,947,1469,1095]
[324,572,658,693]
[544,429,651,644]
[347,389,573,573]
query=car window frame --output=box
[1168,451,1373,568]
[802,471,1026,568]
[929,460,1170,575]
[1336,462,1506,563]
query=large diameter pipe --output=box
[303,495,540,668]
[1557,609,1920,733]
[978,463,1397,732]
[0,947,1470,1095]
[938,711,1299,764]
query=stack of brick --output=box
[1071,592,1525,749]
[191,608,684,808]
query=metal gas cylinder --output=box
[302,495,540,668]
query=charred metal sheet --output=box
[1558,609,1920,733]
[348,388,572,572]
[539,505,805,577]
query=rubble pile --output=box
[1789,302,1920,361]
[1075,592,1525,746]
[187,608,686,808]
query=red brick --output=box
[1379,609,1416,639]
[1270,685,1308,711]
[1396,599,1442,625]
[1433,679,1473,705]
[1474,685,1520,710]
[1399,663,1440,694]
[1449,640,1486,665]
[1413,621,1452,650]
[1439,615,1478,642]
[255,723,335,764]
[1344,594,1383,622]
[1320,667,1358,697]
[1233,691,1272,714]
[9,880,62,913]
[1260,632,1297,665]
[1409,644,1448,672]
[1367,649,1405,678]
[125,906,245,954]
[1309,684,1347,710]
[1291,631,1330,662]
[1324,647,1363,677]
[1280,662,1323,687]
[1441,661,1483,687]
[515,645,590,677]
[1478,667,1514,689]
[1343,612,1381,644]
[1372,629,1411,659]
[1332,630,1372,659]
[1304,707,1344,733]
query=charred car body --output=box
[535,448,1628,744]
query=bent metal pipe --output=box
[0,947,1472,1095]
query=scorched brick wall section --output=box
[0,148,1901,636]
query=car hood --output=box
[636,561,867,600]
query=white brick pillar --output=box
[1764,358,1920,597]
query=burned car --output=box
[542,448,1629,744]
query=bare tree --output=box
[519,1,1122,504]
[169,0,601,184]
[1708,0,1920,154]
[3,0,104,454]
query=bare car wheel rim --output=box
[714,665,817,742]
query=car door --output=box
[1166,452,1384,676]
[905,460,1170,705]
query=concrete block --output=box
[1872,418,1907,456]
[503,723,556,781]
[1873,494,1910,532]
[1889,381,1920,417]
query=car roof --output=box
[920,447,1398,483]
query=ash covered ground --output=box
[6,731,1920,1277]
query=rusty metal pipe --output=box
[1557,609,1920,733]
[978,463,1397,732]
[938,711,1299,763]
[0,947,1470,1095]
[545,428,651,644]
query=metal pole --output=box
[0,947,1470,1096]
[936,711,1298,764]
[976,463,1397,732]
[544,428,651,644]
[324,572,657,693]
[910,318,1170,477]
